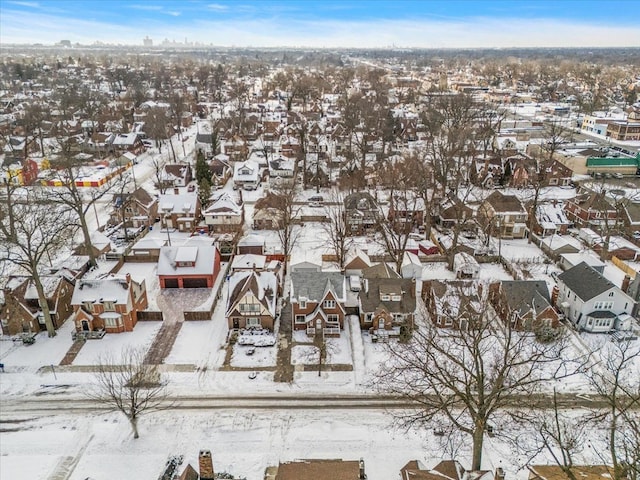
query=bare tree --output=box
[272,182,301,274]
[584,340,640,480]
[321,192,353,270]
[376,298,575,470]
[0,191,76,336]
[88,347,170,439]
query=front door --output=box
[316,318,322,335]
[233,318,240,329]
[378,318,385,330]
[81,320,90,331]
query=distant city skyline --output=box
[1,0,640,48]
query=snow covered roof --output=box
[226,270,278,317]
[157,245,217,276]
[71,275,133,305]
[158,193,198,215]
[231,254,267,270]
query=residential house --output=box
[111,132,144,155]
[290,271,346,337]
[268,458,366,480]
[505,154,537,188]
[490,280,560,330]
[593,236,640,261]
[556,262,635,332]
[358,276,416,338]
[157,243,221,289]
[400,460,495,480]
[73,230,112,259]
[226,270,278,331]
[71,274,148,334]
[541,159,573,187]
[1,274,75,335]
[534,201,572,236]
[111,186,159,228]
[528,465,616,480]
[159,163,193,189]
[423,280,486,329]
[158,193,201,233]
[253,193,284,230]
[233,160,260,190]
[203,191,244,233]
[564,191,618,230]
[437,197,474,229]
[471,156,504,188]
[268,155,295,185]
[344,192,379,235]
[478,191,528,239]
[388,193,425,231]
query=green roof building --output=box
[586,153,640,174]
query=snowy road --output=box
[0,391,624,418]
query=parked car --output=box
[308,195,324,207]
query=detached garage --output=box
[158,243,221,289]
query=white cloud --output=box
[207,3,228,12]
[128,4,164,11]
[165,11,181,17]
[7,1,40,7]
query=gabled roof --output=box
[360,277,416,314]
[157,245,217,276]
[291,271,344,302]
[483,191,526,213]
[557,262,615,301]
[71,275,135,305]
[226,270,277,317]
[499,280,552,316]
[362,262,400,279]
[275,459,361,480]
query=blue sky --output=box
[1,0,639,47]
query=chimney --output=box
[551,285,559,306]
[622,275,631,293]
[495,467,505,480]
[174,187,180,195]
[198,450,215,480]
[359,458,367,480]
[125,273,131,284]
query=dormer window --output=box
[299,298,307,309]
[391,294,401,301]
[323,299,336,309]
[380,295,390,301]
[83,301,94,312]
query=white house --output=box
[556,262,635,333]
[202,191,243,233]
[233,160,260,190]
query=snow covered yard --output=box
[72,321,162,365]
[0,319,75,372]
[499,239,548,262]
[291,333,353,366]
[231,343,277,368]
[164,321,221,366]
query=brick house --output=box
[111,186,159,228]
[358,276,416,338]
[388,193,425,231]
[226,270,278,331]
[563,191,617,230]
[158,192,201,233]
[159,163,193,188]
[344,191,379,235]
[423,280,486,329]
[290,271,346,337]
[489,280,560,331]
[478,191,528,239]
[71,274,148,334]
[1,274,75,335]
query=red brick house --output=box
[71,274,148,333]
[564,191,617,230]
[489,280,560,331]
[158,243,221,289]
[423,280,485,329]
[111,186,159,228]
[226,270,278,331]
[1,274,76,335]
[290,271,346,337]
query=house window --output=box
[246,317,260,327]
[299,298,307,309]
[83,301,94,312]
[380,295,390,301]
[365,313,373,323]
[608,292,614,297]
[391,295,401,302]
[393,313,404,323]
[444,318,453,326]
[327,315,339,324]
[240,304,260,313]
[103,301,115,312]
[104,317,121,328]
[295,315,306,324]
[323,300,336,309]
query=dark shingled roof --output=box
[500,280,551,315]
[359,277,416,314]
[291,271,344,302]
[484,191,526,213]
[557,262,615,301]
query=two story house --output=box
[489,280,560,331]
[563,191,618,230]
[226,270,279,331]
[423,280,486,330]
[358,276,416,338]
[203,191,244,233]
[158,192,201,233]
[1,274,75,335]
[344,192,379,235]
[71,274,148,334]
[556,262,635,332]
[478,191,528,239]
[111,186,158,228]
[159,163,193,189]
[290,271,346,337]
